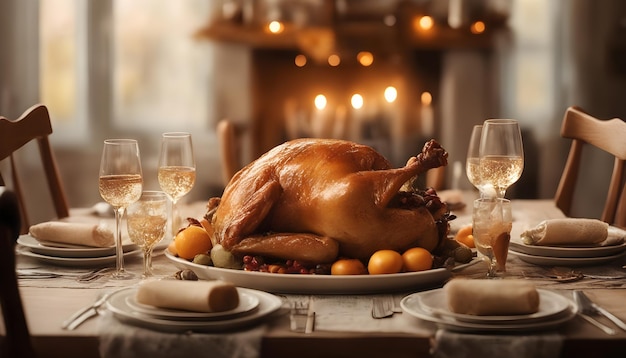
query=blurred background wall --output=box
[1,0,625,224]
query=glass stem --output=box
[496,187,506,199]
[486,259,498,278]
[143,247,153,277]
[171,199,179,238]
[114,207,126,275]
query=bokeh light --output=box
[267,21,284,34]
[295,54,307,67]
[414,16,434,31]
[357,51,374,67]
[471,21,486,34]
[328,54,341,66]
[351,94,364,109]
[384,86,397,103]
[314,94,327,110]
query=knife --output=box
[65,308,99,331]
[575,290,626,331]
[62,291,111,330]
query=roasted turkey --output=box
[205,138,449,266]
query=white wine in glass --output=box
[479,119,524,198]
[127,191,168,278]
[158,132,196,237]
[99,139,143,280]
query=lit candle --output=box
[333,105,348,139]
[349,93,365,140]
[312,94,332,138]
[420,91,434,138]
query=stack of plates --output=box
[105,287,283,332]
[401,288,576,332]
[16,234,139,267]
[508,240,626,267]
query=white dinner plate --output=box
[124,289,260,321]
[509,240,626,258]
[509,250,626,267]
[401,290,576,333]
[16,245,140,267]
[106,287,282,333]
[17,235,138,258]
[164,250,453,294]
[415,288,571,324]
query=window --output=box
[112,0,214,131]
[39,0,86,142]
[39,0,215,143]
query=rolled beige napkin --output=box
[29,221,114,248]
[445,279,540,316]
[136,280,240,313]
[520,218,624,247]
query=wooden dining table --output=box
[4,196,626,358]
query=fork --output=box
[17,267,111,282]
[289,300,315,333]
[372,297,392,319]
[575,290,626,331]
[574,290,616,335]
[372,295,401,319]
[75,267,113,282]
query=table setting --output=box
[16,222,140,268]
[9,127,626,358]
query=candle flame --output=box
[351,94,363,109]
[314,94,327,110]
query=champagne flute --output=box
[158,132,196,238]
[98,139,143,280]
[479,119,524,198]
[127,191,168,278]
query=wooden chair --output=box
[216,119,240,187]
[0,104,70,234]
[554,106,626,228]
[0,188,37,358]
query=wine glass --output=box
[127,191,168,278]
[98,139,143,280]
[472,197,512,277]
[158,132,196,238]
[479,119,524,198]
[465,125,488,196]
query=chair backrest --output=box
[554,106,626,228]
[0,188,37,358]
[0,104,69,234]
[216,119,240,187]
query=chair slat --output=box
[0,104,69,233]
[554,106,626,228]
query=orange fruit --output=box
[402,247,433,272]
[174,225,212,260]
[454,224,475,248]
[367,250,403,275]
[331,258,367,275]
